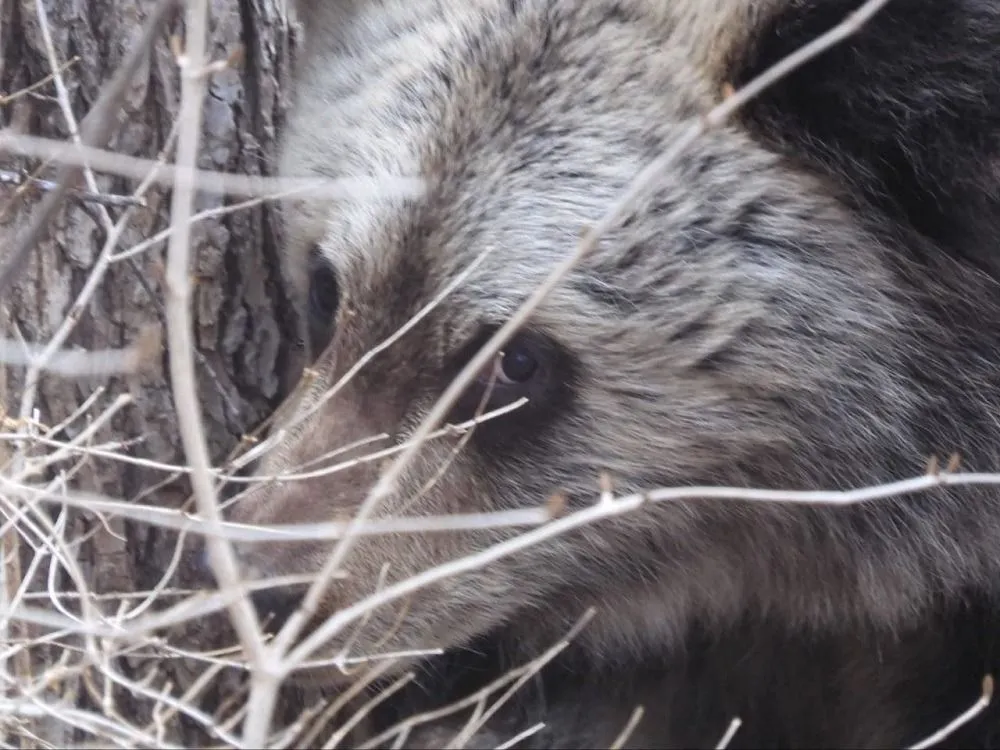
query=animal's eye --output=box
[496,343,540,384]
[307,249,340,358]
[308,257,339,320]
[444,327,577,446]
[462,331,557,411]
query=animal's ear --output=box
[713,0,1000,273]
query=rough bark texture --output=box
[0,0,304,743]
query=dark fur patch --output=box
[737,0,1000,275]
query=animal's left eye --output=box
[306,247,340,359]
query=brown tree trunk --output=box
[0,0,303,744]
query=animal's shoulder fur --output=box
[236,1,1000,746]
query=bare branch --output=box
[0,130,425,203]
[0,327,160,378]
[0,169,145,208]
[159,0,267,725]
[908,676,994,750]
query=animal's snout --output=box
[250,585,306,634]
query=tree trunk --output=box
[0,0,303,744]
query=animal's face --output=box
[227,0,924,676]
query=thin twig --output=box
[0,329,160,379]
[0,130,425,203]
[0,169,145,208]
[160,3,268,741]
[908,676,993,750]
[494,723,545,750]
[715,718,743,750]
[19,454,999,543]
[609,707,645,750]
[0,56,81,106]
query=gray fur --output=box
[226,1,1000,746]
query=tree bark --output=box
[0,0,303,744]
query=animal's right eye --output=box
[307,248,340,358]
[495,341,541,384]
[445,327,575,432]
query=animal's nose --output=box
[250,586,305,634]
